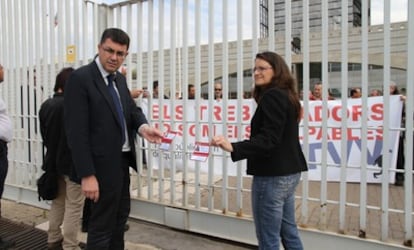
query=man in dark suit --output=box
[64,28,163,250]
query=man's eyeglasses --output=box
[102,46,128,58]
[253,66,272,72]
[215,88,222,91]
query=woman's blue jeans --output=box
[252,173,303,250]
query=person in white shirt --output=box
[0,63,15,249]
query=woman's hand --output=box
[211,135,233,152]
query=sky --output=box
[370,0,408,25]
[97,0,254,51]
[99,0,408,26]
[90,0,408,52]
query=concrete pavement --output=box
[1,179,412,249]
[1,199,255,250]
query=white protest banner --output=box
[141,99,255,176]
[141,96,403,183]
[300,96,403,183]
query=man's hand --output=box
[82,175,99,202]
[139,124,163,144]
[130,88,145,99]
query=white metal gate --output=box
[1,0,413,249]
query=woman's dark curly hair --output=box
[252,51,301,121]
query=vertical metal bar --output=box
[34,0,43,176]
[38,0,44,99]
[24,0,35,180]
[82,0,89,64]
[57,0,64,69]
[27,2,36,185]
[135,0,144,198]
[165,1,174,198]
[65,0,71,64]
[284,0,291,66]
[194,0,201,209]
[8,0,16,174]
[18,0,23,179]
[359,0,369,236]
[93,2,99,47]
[403,0,414,245]
[338,0,349,234]
[207,0,214,211]
[129,4,140,125]
[26,0,32,73]
[236,0,244,214]
[8,0,21,183]
[50,0,57,92]
[166,0,178,204]
[40,0,49,99]
[146,0,154,200]
[220,0,229,215]
[251,0,258,56]
[116,4,122,27]
[181,0,189,207]
[381,0,391,241]
[107,3,114,27]
[11,0,18,173]
[22,0,30,185]
[27,0,38,185]
[72,0,81,68]
[319,0,329,230]
[124,4,132,85]
[74,0,80,68]
[21,0,29,166]
[180,0,190,209]
[155,0,166,203]
[268,0,274,51]
[124,2,134,198]
[300,0,310,226]
[40,0,47,89]
[13,0,25,187]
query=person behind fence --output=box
[390,81,406,186]
[211,51,308,250]
[310,81,335,100]
[64,28,163,250]
[350,87,362,98]
[0,63,16,249]
[214,82,223,101]
[179,84,197,99]
[152,81,169,99]
[369,88,382,97]
[39,67,85,250]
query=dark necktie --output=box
[107,74,126,143]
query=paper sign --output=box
[66,45,76,63]
[190,142,210,162]
[159,131,178,151]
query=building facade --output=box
[260,0,365,40]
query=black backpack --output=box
[36,171,58,201]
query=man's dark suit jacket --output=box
[64,61,148,189]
